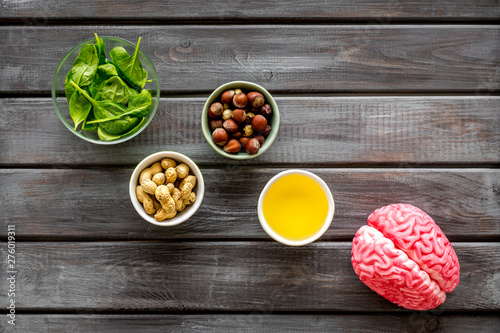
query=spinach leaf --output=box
[98,107,140,135]
[125,84,139,97]
[109,46,128,61]
[110,37,148,89]
[68,86,92,130]
[94,33,106,66]
[70,81,140,135]
[94,91,103,101]
[97,117,146,141]
[89,63,119,98]
[98,63,119,77]
[64,44,98,100]
[99,76,130,105]
[82,112,98,132]
[86,89,152,125]
[64,71,78,100]
[126,89,152,117]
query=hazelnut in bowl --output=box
[129,151,205,227]
[201,81,280,160]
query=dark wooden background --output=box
[1,1,499,332]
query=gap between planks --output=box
[1,19,500,25]
[0,165,498,170]
[2,92,500,98]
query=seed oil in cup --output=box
[258,170,335,246]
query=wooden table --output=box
[1,1,499,332]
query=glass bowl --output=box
[201,81,280,159]
[52,36,160,144]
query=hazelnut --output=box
[260,104,272,117]
[223,119,239,133]
[210,119,223,131]
[232,131,243,139]
[244,112,255,124]
[247,92,265,108]
[223,139,241,154]
[234,88,243,95]
[233,92,248,108]
[212,128,228,146]
[259,125,271,137]
[243,124,253,137]
[223,103,230,110]
[249,107,260,113]
[254,135,265,146]
[251,114,268,131]
[245,138,260,155]
[208,102,223,119]
[222,109,233,120]
[239,137,250,149]
[221,90,235,104]
[232,109,247,124]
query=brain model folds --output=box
[351,203,460,310]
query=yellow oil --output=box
[262,174,329,242]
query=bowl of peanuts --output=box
[129,151,205,226]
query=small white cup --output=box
[258,169,335,246]
[130,151,205,227]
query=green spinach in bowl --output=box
[64,34,152,141]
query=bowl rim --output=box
[52,35,160,145]
[201,80,280,159]
[257,169,335,246]
[129,151,205,226]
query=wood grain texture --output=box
[1,26,499,93]
[0,242,498,311]
[1,97,499,166]
[1,168,498,241]
[1,0,500,21]
[0,0,498,325]
[9,314,500,333]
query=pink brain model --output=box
[351,203,460,310]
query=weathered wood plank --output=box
[2,1,500,22]
[1,26,499,93]
[0,242,498,311]
[1,97,499,166]
[9,314,500,333]
[2,0,499,21]
[0,168,498,241]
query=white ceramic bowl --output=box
[257,169,335,246]
[130,151,205,226]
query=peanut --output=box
[172,188,186,212]
[152,197,162,212]
[136,185,156,215]
[184,192,196,205]
[155,185,176,221]
[165,167,177,184]
[175,163,190,179]
[166,183,175,194]
[161,158,177,170]
[179,175,196,200]
[152,173,166,186]
[140,162,163,195]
